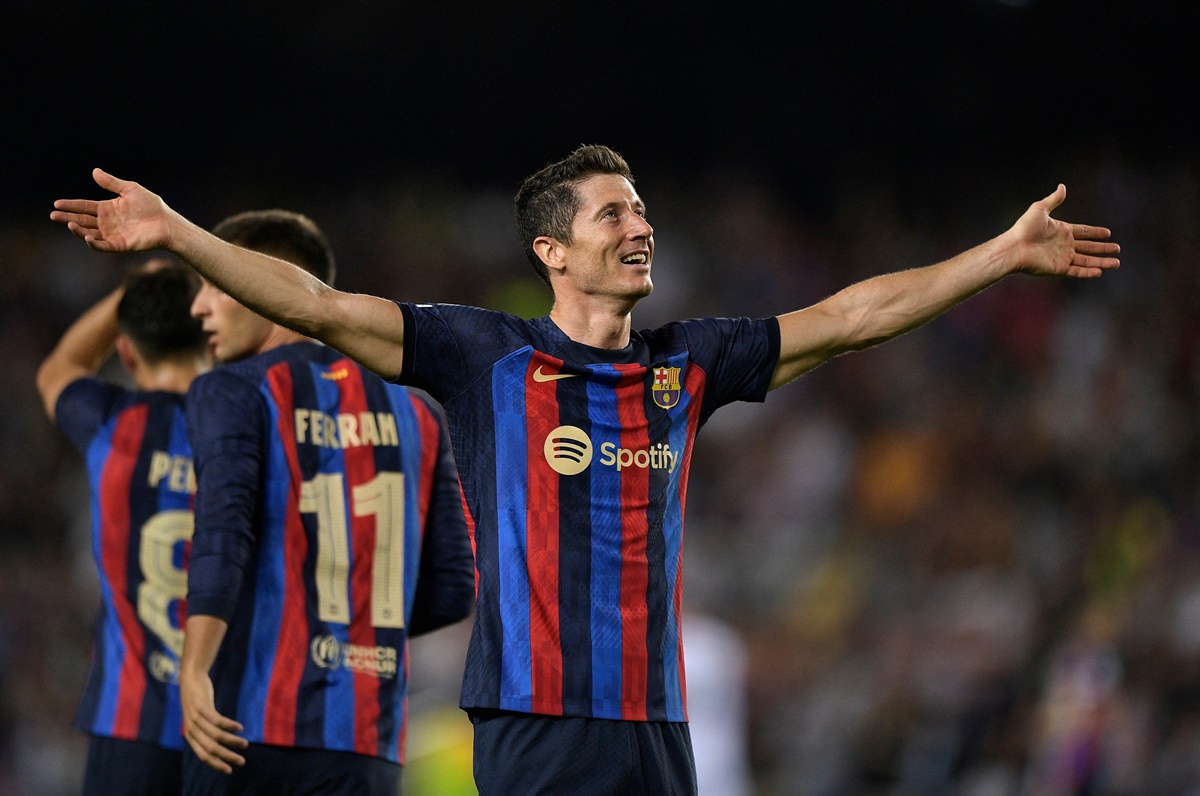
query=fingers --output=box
[52,199,100,216]
[92,167,127,195]
[1039,183,1067,213]
[50,210,99,231]
[1070,223,1113,241]
[1074,239,1120,257]
[1073,252,1120,270]
[185,710,248,774]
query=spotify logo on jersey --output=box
[543,425,593,475]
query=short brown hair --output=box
[514,145,634,289]
[211,209,336,286]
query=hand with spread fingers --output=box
[51,168,177,254]
[1005,184,1121,278]
[179,615,249,774]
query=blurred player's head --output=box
[193,210,335,363]
[116,259,208,370]
[210,209,336,286]
[516,144,637,289]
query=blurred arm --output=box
[36,287,122,420]
[408,407,475,637]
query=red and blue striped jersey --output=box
[185,342,473,764]
[56,379,193,750]
[398,304,780,722]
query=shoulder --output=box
[56,376,124,413]
[55,377,145,431]
[641,316,777,345]
[187,356,272,406]
[404,302,539,337]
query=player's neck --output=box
[255,325,315,355]
[548,301,633,350]
[136,359,208,394]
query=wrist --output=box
[988,229,1024,278]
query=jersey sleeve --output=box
[54,377,125,452]
[397,302,518,405]
[681,316,781,420]
[185,370,267,621]
[407,393,475,637]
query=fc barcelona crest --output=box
[652,366,681,409]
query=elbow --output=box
[287,292,328,339]
[840,304,908,354]
[408,581,475,637]
[35,361,63,420]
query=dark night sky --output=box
[4,0,1194,227]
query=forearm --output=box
[772,234,1017,388]
[168,212,331,337]
[179,612,247,772]
[835,234,1015,347]
[167,211,407,378]
[180,614,229,677]
[36,287,123,418]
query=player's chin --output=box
[629,274,653,298]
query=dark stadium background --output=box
[3,2,1197,794]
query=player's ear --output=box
[115,335,140,379]
[533,235,566,275]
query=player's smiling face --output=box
[563,173,654,300]
[190,278,275,363]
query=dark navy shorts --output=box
[470,709,696,796]
[83,735,183,796]
[182,742,400,795]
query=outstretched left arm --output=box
[770,184,1120,390]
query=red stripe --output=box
[409,395,441,537]
[100,405,150,738]
[263,364,307,746]
[674,365,706,722]
[461,484,478,595]
[615,364,651,721]
[525,356,562,714]
[336,361,381,756]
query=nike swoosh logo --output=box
[532,366,577,382]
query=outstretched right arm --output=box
[52,169,407,379]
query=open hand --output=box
[1009,184,1120,278]
[50,168,174,254]
[180,667,248,774]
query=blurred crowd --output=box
[1,153,1196,795]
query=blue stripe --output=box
[86,419,125,735]
[383,385,423,756]
[586,367,625,710]
[388,386,424,626]
[310,364,356,752]
[660,353,691,721]
[93,593,126,735]
[493,349,533,710]
[157,404,190,747]
[238,386,289,740]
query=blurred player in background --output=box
[175,210,474,795]
[52,144,1119,795]
[37,260,210,795]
